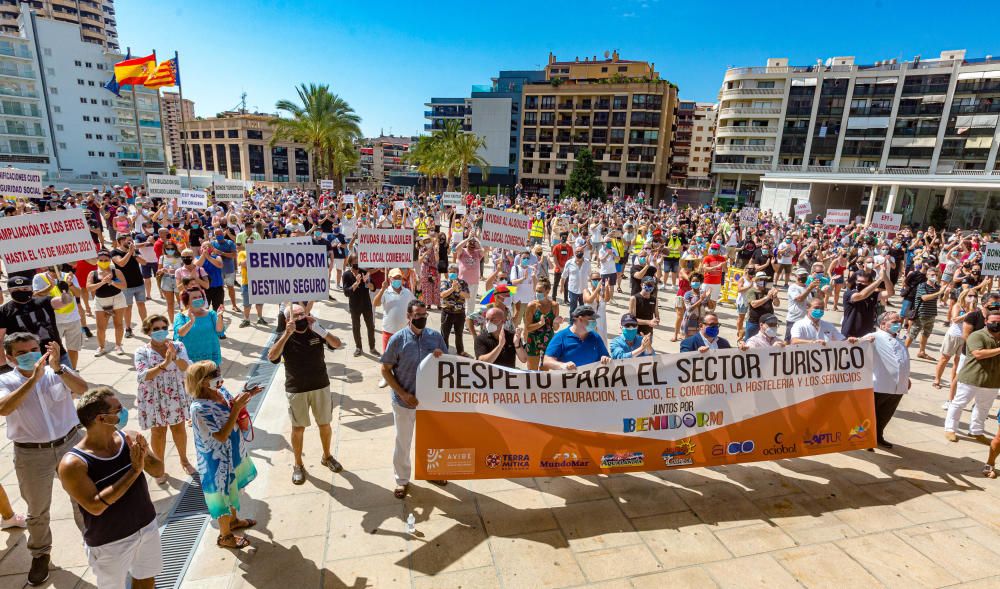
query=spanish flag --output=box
[114,53,155,86]
[143,57,177,89]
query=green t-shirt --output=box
[958,329,1000,389]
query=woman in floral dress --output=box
[418,237,441,308]
[134,314,194,484]
[186,360,262,550]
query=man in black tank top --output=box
[58,387,164,589]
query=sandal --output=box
[932,382,943,390]
[230,518,257,531]
[217,533,250,549]
[393,484,409,499]
[983,464,998,479]
[180,462,197,476]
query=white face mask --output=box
[209,377,224,390]
[485,322,499,334]
[763,326,777,338]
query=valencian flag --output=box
[114,53,155,85]
[143,57,178,89]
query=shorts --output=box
[140,262,158,279]
[59,321,83,352]
[940,333,964,357]
[907,315,936,340]
[601,272,617,286]
[287,386,333,427]
[703,283,721,300]
[241,284,251,308]
[96,293,127,312]
[160,274,176,293]
[86,519,162,587]
[736,302,749,315]
[663,258,680,273]
[674,294,686,312]
[223,272,236,287]
[615,263,624,273]
[465,283,480,314]
[206,285,224,309]
[833,276,845,285]
[122,285,146,305]
[779,263,792,272]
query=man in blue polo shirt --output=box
[543,304,611,370]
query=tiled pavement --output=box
[1,284,1000,588]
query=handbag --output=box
[233,403,254,442]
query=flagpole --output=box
[151,50,169,181]
[130,83,146,186]
[175,51,192,189]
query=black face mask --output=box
[10,290,31,303]
[411,316,428,330]
[181,256,194,265]
[988,322,1000,333]
[294,318,309,331]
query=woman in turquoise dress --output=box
[185,360,262,549]
[173,284,224,366]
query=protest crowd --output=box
[0,180,999,587]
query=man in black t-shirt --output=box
[267,303,344,485]
[474,307,527,368]
[0,275,69,369]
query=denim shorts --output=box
[140,262,158,279]
[241,284,251,307]
[122,284,146,305]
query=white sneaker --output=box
[1,513,26,529]
[941,401,950,410]
[379,378,387,388]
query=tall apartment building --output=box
[1,0,118,50]
[713,50,1000,230]
[688,102,716,187]
[161,90,194,169]
[351,135,417,192]
[0,27,54,174]
[519,51,678,199]
[180,112,313,187]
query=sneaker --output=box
[945,431,959,442]
[239,319,251,328]
[353,348,363,357]
[124,328,133,338]
[292,465,306,485]
[115,345,126,356]
[95,346,107,357]
[27,554,49,586]
[256,317,268,325]
[82,326,93,338]
[941,401,951,410]
[321,455,344,473]
[378,377,387,388]
[0,513,26,529]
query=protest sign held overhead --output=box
[794,201,812,218]
[213,181,247,201]
[442,192,463,207]
[0,208,94,272]
[982,243,1000,276]
[415,343,875,480]
[146,174,182,200]
[871,212,902,234]
[356,228,413,268]
[320,179,335,190]
[178,190,208,209]
[825,209,851,225]
[481,208,531,249]
[245,243,329,304]
[739,207,759,227]
[0,168,43,200]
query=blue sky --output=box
[118,0,997,138]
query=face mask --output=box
[209,377,224,391]
[704,325,720,338]
[756,281,767,289]
[150,329,169,342]
[97,261,111,270]
[643,285,653,293]
[14,350,41,371]
[411,316,428,330]
[521,259,529,267]
[810,309,824,320]
[587,320,598,333]
[691,282,702,290]
[764,326,777,338]
[11,290,31,303]
[182,256,194,265]
[191,224,199,229]
[575,254,583,260]
[639,257,647,265]
[865,263,874,269]
[591,279,600,287]
[191,298,205,309]
[888,323,902,334]
[448,272,458,280]
[535,292,546,301]
[115,408,128,429]
[486,321,499,334]
[988,322,1000,333]
[391,279,403,290]
[165,249,176,256]
[623,327,638,340]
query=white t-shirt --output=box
[32,272,80,324]
[786,283,811,323]
[790,317,844,342]
[598,246,617,274]
[777,242,795,265]
[381,287,414,333]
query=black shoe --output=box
[256,317,268,325]
[124,328,133,338]
[218,334,227,340]
[353,348,363,357]
[321,455,343,473]
[877,439,893,449]
[82,326,93,338]
[28,554,50,586]
[239,319,251,328]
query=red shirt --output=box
[153,237,166,259]
[552,243,574,272]
[701,254,727,284]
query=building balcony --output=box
[716,126,778,136]
[716,144,774,154]
[719,107,782,117]
[0,45,33,60]
[0,127,44,137]
[721,87,784,99]
[711,162,773,172]
[0,104,41,118]
[849,106,893,117]
[0,66,35,80]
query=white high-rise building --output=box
[0,26,54,176]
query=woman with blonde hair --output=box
[934,288,978,397]
[185,360,261,549]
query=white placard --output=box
[825,209,851,225]
[0,208,95,272]
[320,179,334,190]
[356,228,413,268]
[481,208,531,249]
[341,218,357,238]
[213,181,246,202]
[739,207,759,228]
[178,190,207,209]
[0,167,43,200]
[455,204,467,215]
[794,201,812,218]
[443,192,462,206]
[342,194,355,205]
[393,200,405,211]
[870,212,902,234]
[982,243,1000,277]
[263,236,312,246]
[246,243,329,304]
[146,174,182,200]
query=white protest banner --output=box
[870,212,902,234]
[393,200,406,211]
[319,179,335,190]
[213,181,246,202]
[178,190,208,209]
[356,228,413,268]
[825,209,851,225]
[982,243,1000,277]
[415,342,876,480]
[0,208,95,272]
[341,218,357,238]
[443,192,463,207]
[0,168,43,200]
[146,174,182,200]
[263,236,312,246]
[455,204,467,215]
[342,194,355,205]
[481,208,530,249]
[245,244,329,304]
[739,207,759,228]
[794,201,812,218]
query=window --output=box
[88,81,95,86]
[618,66,627,72]
[227,129,238,138]
[98,151,104,157]
[58,142,66,149]
[56,124,63,131]
[96,134,102,139]
[83,115,90,121]
[101,99,109,106]
[53,106,60,112]
[85,62,92,68]
[77,79,84,85]
[757,81,775,89]
[43,48,51,56]
[89,98,96,104]
[80,97,87,103]
[88,151,95,156]
[190,131,200,139]
[50,87,57,94]
[540,96,555,109]
[601,67,608,72]
[247,129,263,140]
[104,117,111,123]
[613,96,628,110]
[74,60,81,66]
[45,68,54,75]
[96,64,104,70]
[85,133,93,139]
[214,130,224,138]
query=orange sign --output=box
[415,343,875,480]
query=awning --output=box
[965,136,994,149]
[891,137,936,147]
[791,77,817,86]
[955,114,999,128]
[921,94,947,103]
[846,116,890,129]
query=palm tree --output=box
[405,120,488,193]
[451,132,489,193]
[270,83,361,187]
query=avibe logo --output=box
[485,453,530,471]
[763,433,798,457]
[426,448,475,476]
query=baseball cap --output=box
[620,313,639,327]
[571,304,596,318]
[494,284,511,295]
[759,313,779,326]
[7,275,30,289]
[794,267,809,276]
[388,268,403,279]
[642,276,656,285]
[710,243,721,249]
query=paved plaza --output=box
[0,286,1000,589]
